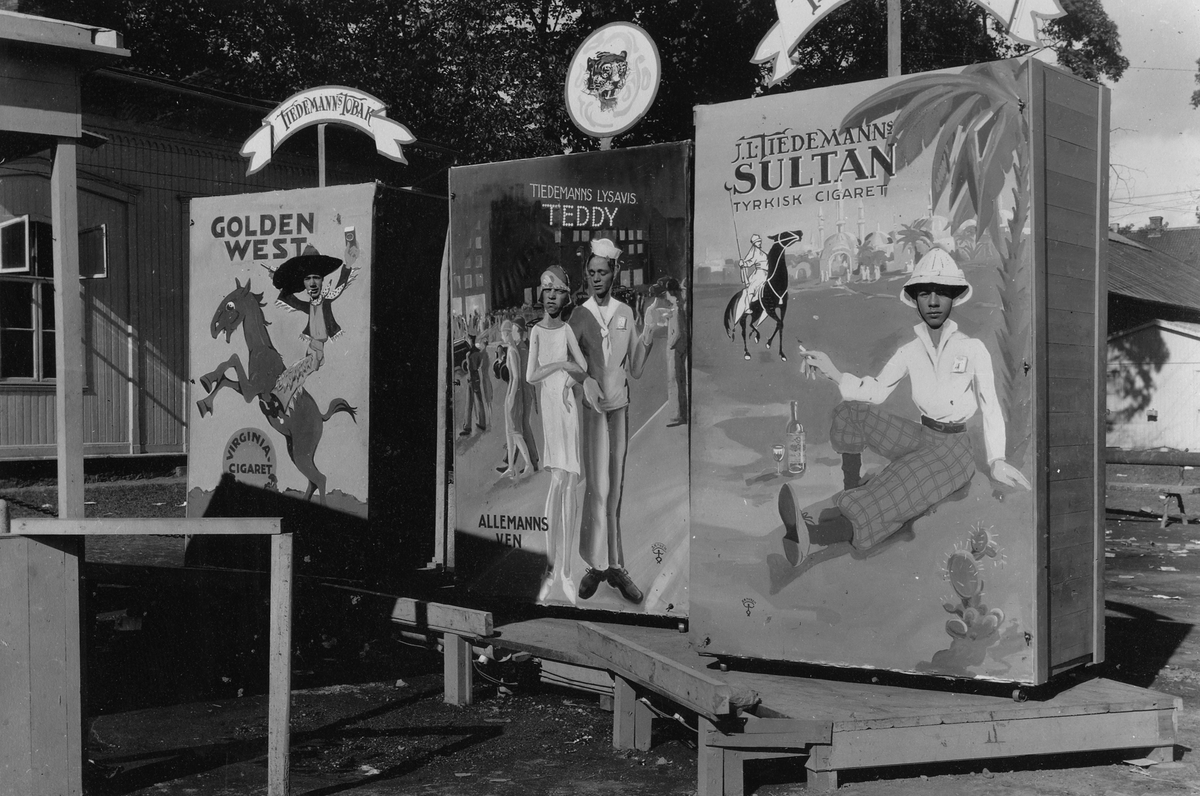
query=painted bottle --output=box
[786,400,806,475]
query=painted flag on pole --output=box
[754,0,1066,86]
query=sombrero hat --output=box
[272,245,343,294]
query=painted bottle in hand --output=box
[786,400,805,475]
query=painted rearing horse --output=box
[195,278,356,503]
[723,230,802,361]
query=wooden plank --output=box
[444,634,473,706]
[390,597,493,638]
[539,659,613,696]
[742,715,832,743]
[12,517,281,536]
[1048,444,1092,481]
[1048,376,1091,412]
[1049,609,1093,664]
[1046,239,1096,280]
[28,539,75,795]
[63,539,83,796]
[1045,100,1098,150]
[1093,80,1111,668]
[267,533,293,796]
[1046,276,1094,314]
[1050,573,1093,616]
[0,538,33,796]
[1031,61,1050,686]
[1044,68,1101,115]
[52,141,85,520]
[1045,138,1098,186]
[1048,511,1094,552]
[1048,308,1093,346]
[578,622,744,720]
[1049,478,1093,521]
[1047,411,1093,448]
[824,709,1172,771]
[1045,169,1097,216]
[1049,543,1093,583]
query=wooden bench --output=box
[0,504,290,796]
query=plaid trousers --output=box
[830,401,975,549]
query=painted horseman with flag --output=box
[732,233,769,322]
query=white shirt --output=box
[837,320,1006,464]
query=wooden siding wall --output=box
[0,121,322,458]
[1036,63,1109,677]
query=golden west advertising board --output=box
[690,58,1109,684]
[187,184,374,519]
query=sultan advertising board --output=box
[690,58,1109,683]
[187,184,374,519]
[449,143,691,616]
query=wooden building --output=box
[1106,231,1200,453]
[0,66,448,460]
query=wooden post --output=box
[887,0,901,77]
[434,232,450,568]
[634,694,653,751]
[444,634,473,705]
[697,717,724,796]
[599,136,612,151]
[267,533,294,796]
[51,139,85,520]
[614,676,637,749]
[0,499,8,534]
[317,123,327,187]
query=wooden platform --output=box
[487,617,1182,795]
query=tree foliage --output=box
[23,0,1126,165]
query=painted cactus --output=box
[942,537,1004,640]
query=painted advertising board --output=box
[187,184,374,519]
[449,143,691,615]
[690,59,1052,680]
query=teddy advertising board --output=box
[187,184,373,520]
[690,58,1109,684]
[449,143,691,616]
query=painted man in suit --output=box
[569,237,658,604]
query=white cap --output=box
[590,237,622,262]
[901,248,972,307]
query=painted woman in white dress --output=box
[526,265,588,603]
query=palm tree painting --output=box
[840,59,1032,467]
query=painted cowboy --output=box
[266,244,357,417]
[783,247,1030,563]
[733,233,768,320]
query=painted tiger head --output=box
[585,50,628,111]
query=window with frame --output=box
[0,216,106,383]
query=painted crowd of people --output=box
[453,238,689,606]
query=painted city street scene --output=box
[449,144,691,615]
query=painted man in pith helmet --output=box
[266,243,358,417]
[782,246,1030,566]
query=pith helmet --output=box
[901,248,972,307]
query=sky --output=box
[1100,0,1200,230]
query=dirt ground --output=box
[3,465,1199,795]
